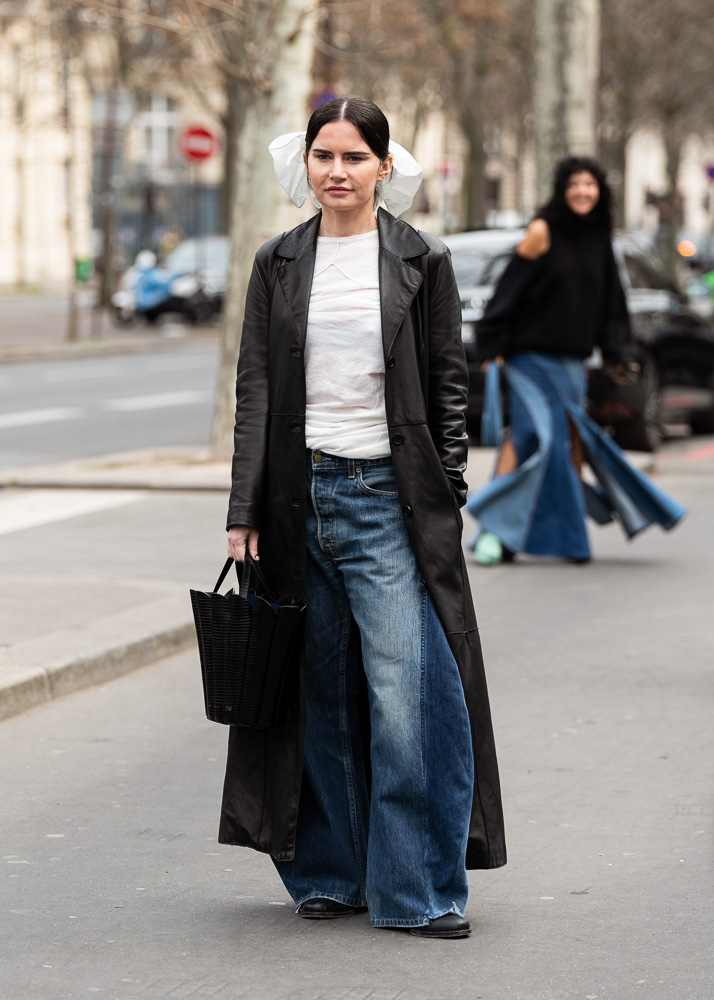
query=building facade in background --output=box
[0,5,225,291]
[0,12,93,288]
[1,5,712,288]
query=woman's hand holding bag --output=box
[228,525,260,562]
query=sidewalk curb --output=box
[0,447,230,492]
[0,446,656,494]
[0,591,196,722]
[0,330,219,365]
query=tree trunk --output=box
[15,154,26,287]
[460,110,485,230]
[65,55,81,342]
[96,84,119,317]
[661,125,682,275]
[400,100,427,226]
[607,128,629,229]
[210,0,316,460]
[456,55,485,231]
[533,0,601,203]
[220,73,244,235]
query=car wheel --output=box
[686,366,714,433]
[690,405,714,435]
[190,302,214,326]
[612,357,662,452]
[641,358,663,450]
[110,306,136,328]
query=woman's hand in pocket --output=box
[227,525,260,562]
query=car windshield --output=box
[164,238,229,273]
[448,241,517,289]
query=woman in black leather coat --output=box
[220,97,505,938]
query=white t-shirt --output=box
[304,229,390,459]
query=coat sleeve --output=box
[475,252,543,364]
[226,251,272,530]
[425,245,470,507]
[598,244,636,365]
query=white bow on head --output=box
[268,130,423,218]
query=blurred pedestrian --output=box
[220,97,506,937]
[468,156,685,565]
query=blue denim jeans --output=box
[273,452,474,928]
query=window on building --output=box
[136,95,181,168]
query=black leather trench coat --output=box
[219,208,506,870]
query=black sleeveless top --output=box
[475,215,633,365]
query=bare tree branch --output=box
[71,0,192,35]
[193,0,249,19]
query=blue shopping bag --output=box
[480,363,503,447]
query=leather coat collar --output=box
[275,207,429,260]
[275,209,429,354]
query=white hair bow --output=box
[268,130,423,218]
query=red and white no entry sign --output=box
[178,125,221,162]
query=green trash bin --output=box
[74,258,93,284]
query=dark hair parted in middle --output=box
[539,155,613,232]
[305,96,390,162]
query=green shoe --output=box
[473,531,503,566]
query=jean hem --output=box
[371,904,466,928]
[371,916,430,928]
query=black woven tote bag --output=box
[190,556,306,728]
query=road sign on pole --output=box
[178,125,221,163]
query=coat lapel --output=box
[377,209,429,356]
[276,213,321,347]
[275,209,429,354]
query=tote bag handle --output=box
[212,554,278,604]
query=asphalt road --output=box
[1,457,712,999]
[0,346,219,471]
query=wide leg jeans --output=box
[273,451,474,928]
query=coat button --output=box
[291,498,302,507]
[290,421,301,433]
[392,434,404,445]
[402,505,413,517]
[387,356,395,368]
[293,570,303,579]
[291,348,302,357]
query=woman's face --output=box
[305,121,392,213]
[564,170,600,215]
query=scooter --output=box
[110,250,157,327]
[111,249,223,327]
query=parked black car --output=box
[443,229,714,449]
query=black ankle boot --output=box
[409,913,471,938]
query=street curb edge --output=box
[0,614,196,722]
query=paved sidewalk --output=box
[0,292,219,363]
[1,458,710,1000]
[0,482,227,721]
[0,446,658,721]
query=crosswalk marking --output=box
[0,407,84,430]
[103,390,210,411]
[0,391,212,431]
[0,489,145,536]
